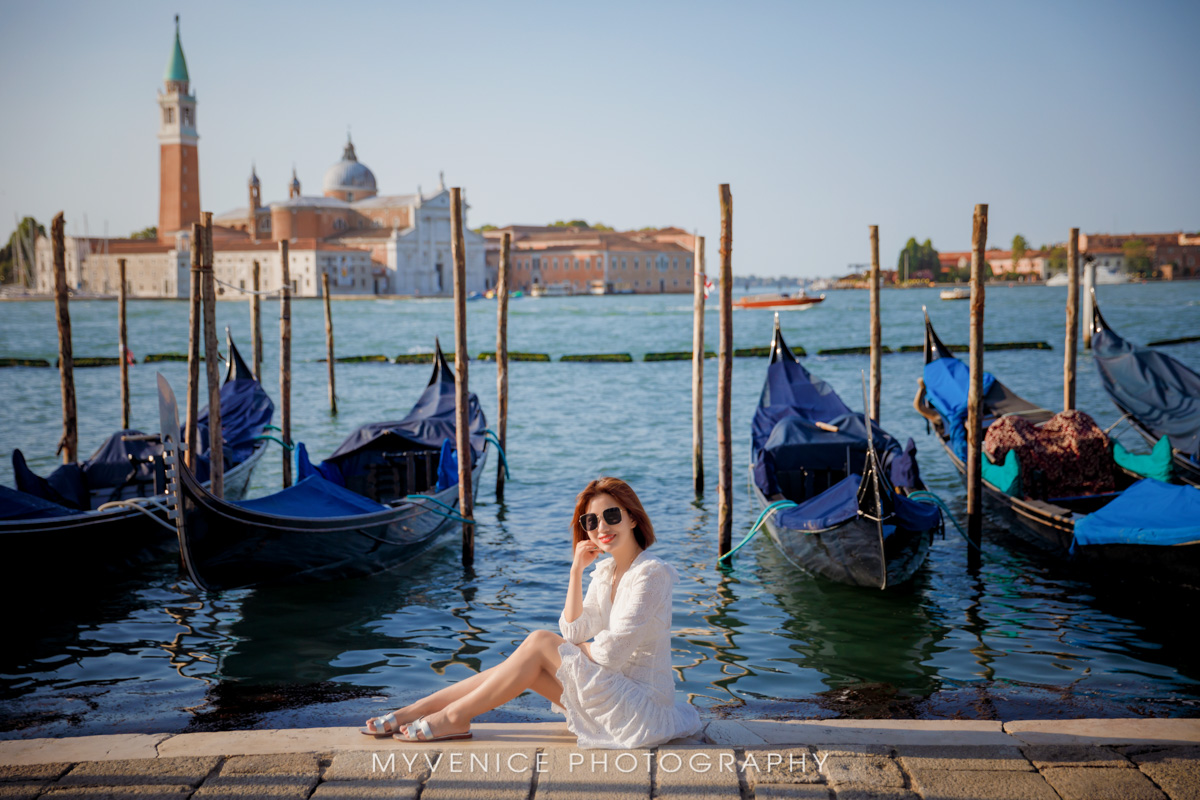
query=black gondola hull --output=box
[750,470,934,588]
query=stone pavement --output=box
[1,718,1197,799]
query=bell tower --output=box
[249,164,261,240]
[157,15,200,243]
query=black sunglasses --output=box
[579,506,623,532]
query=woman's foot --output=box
[362,706,419,736]
[396,709,472,741]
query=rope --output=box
[264,425,282,433]
[95,497,178,533]
[253,434,294,451]
[907,490,981,552]
[213,276,282,297]
[483,429,510,480]
[403,494,473,524]
[718,500,797,563]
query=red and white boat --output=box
[733,291,825,309]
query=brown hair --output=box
[570,477,657,553]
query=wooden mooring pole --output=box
[869,225,881,423]
[1082,255,1095,350]
[185,224,202,470]
[717,185,733,559]
[322,273,337,415]
[250,260,262,379]
[118,258,130,430]
[692,234,706,497]
[279,239,293,488]
[51,212,76,464]
[450,187,475,567]
[200,212,223,498]
[495,232,511,501]
[967,204,988,569]
[1064,228,1079,411]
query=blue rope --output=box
[483,429,511,480]
[404,494,473,524]
[907,490,981,552]
[718,500,798,563]
[264,424,282,433]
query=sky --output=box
[1,0,1197,278]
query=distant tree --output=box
[474,224,498,233]
[1011,234,1028,268]
[897,237,944,282]
[130,226,157,240]
[549,219,590,228]
[1043,244,1067,275]
[1123,238,1153,277]
[1,216,45,285]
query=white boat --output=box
[529,281,574,298]
[1045,265,1129,286]
[939,287,970,300]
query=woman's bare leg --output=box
[400,629,566,739]
[366,664,500,732]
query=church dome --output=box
[322,137,376,199]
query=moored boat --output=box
[939,288,970,301]
[1,333,274,583]
[734,292,825,309]
[918,310,1200,586]
[749,316,940,588]
[1091,293,1200,487]
[158,341,488,591]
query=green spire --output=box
[164,14,189,84]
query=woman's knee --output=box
[524,629,564,650]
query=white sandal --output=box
[360,712,404,737]
[393,716,473,743]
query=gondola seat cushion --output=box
[981,449,1021,496]
[984,410,1115,499]
[234,475,388,518]
[1112,436,1173,483]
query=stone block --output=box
[1138,761,1200,800]
[0,736,168,766]
[323,750,433,783]
[191,774,318,799]
[0,783,48,800]
[309,781,419,800]
[834,786,920,800]
[703,720,767,746]
[742,746,825,785]
[654,748,741,799]
[908,767,1060,800]
[534,747,652,800]
[742,719,1009,746]
[1005,719,1200,746]
[1125,745,1200,765]
[1020,744,1131,769]
[40,786,194,799]
[1040,766,1166,800]
[752,786,831,800]
[59,758,219,787]
[820,755,904,788]
[218,754,320,777]
[897,744,1033,771]
[418,747,536,800]
[0,763,73,783]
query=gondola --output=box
[0,332,273,584]
[749,316,940,589]
[157,342,488,591]
[1091,293,1200,487]
[919,310,1200,586]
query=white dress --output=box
[553,549,703,749]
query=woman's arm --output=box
[560,540,604,643]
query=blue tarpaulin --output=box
[197,378,275,465]
[923,356,996,459]
[1073,479,1200,549]
[770,474,944,535]
[0,484,77,521]
[235,475,388,518]
[1093,320,1200,460]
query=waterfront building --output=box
[483,226,696,294]
[32,17,486,298]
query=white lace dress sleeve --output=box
[558,563,606,644]
[551,551,702,750]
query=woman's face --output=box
[585,492,641,558]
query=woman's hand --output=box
[572,539,601,574]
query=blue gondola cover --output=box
[234,475,388,518]
[1072,479,1200,550]
[0,484,77,521]
[1093,322,1200,460]
[923,357,996,459]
